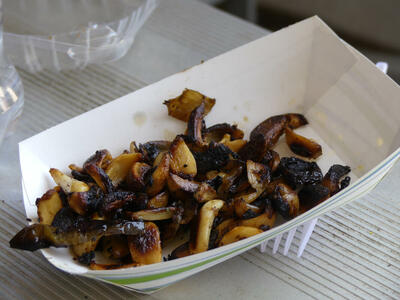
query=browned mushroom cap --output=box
[128,222,162,265]
[163,89,216,122]
[269,183,299,219]
[167,173,199,196]
[239,114,308,162]
[83,149,113,170]
[147,191,169,209]
[285,127,322,159]
[194,182,218,203]
[238,210,276,231]
[298,184,330,212]
[187,102,206,145]
[126,162,152,192]
[261,150,280,173]
[204,123,244,143]
[322,164,351,195]
[233,197,263,219]
[105,153,143,187]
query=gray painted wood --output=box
[0,0,398,299]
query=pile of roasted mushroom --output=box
[10,89,351,269]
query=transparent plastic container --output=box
[2,0,159,72]
[0,0,24,148]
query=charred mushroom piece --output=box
[170,136,197,178]
[240,114,308,161]
[89,262,141,270]
[285,127,322,159]
[128,222,162,265]
[204,123,244,143]
[139,141,171,165]
[167,173,199,196]
[83,149,113,170]
[187,102,206,145]
[9,220,146,251]
[101,235,130,260]
[219,134,247,153]
[99,191,147,217]
[269,183,299,219]
[191,200,225,253]
[246,160,271,193]
[127,207,176,221]
[322,164,351,195]
[105,153,142,187]
[278,157,323,186]
[36,188,63,225]
[169,242,191,260]
[298,184,330,212]
[163,89,216,122]
[147,191,169,209]
[219,226,263,246]
[126,162,152,191]
[211,218,237,248]
[233,198,263,219]
[193,142,235,174]
[194,182,218,203]
[147,152,171,197]
[84,163,113,193]
[238,209,276,231]
[260,150,280,173]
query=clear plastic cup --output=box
[2,0,159,72]
[0,0,24,148]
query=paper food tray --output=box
[18,16,400,293]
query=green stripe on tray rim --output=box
[102,151,399,285]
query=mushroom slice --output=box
[126,162,152,191]
[36,187,63,225]
[322,164,351,195]
[101,235,130,260]
[219,226,263,246]
[194,182,217,203]
[204,123,244,143]
[139,141,171,165]
[246,160,271,192]
[187,102,206,145]
[72,237,102,265]
[129,141,139,154]
[269,183,299,219]
[285,127,322,159]
[167,173,199,194]
[238,211,276,231]
[147,191,169,209]
[84,163,113,193]
[278,157,323,186]
[83,149,113,170]
[240,114,308,161]
[163,89,216,122]
[170,136,197,178]
[105,153,142,187]
[169,242,192,260]
[212,218,237,247]
[233,198,263,219]
[146,152,171,197]
[193,142,234,174]
[191,200,225,254]
[49,168,89,193]
[127,207,176,221]
[261,150,280,173]
[219,134,247,153]
[233,191,259,204]
[9,220,146,252]
[298,184,330,212]
[128,222,162,265]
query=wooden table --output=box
[0,0,399,299]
